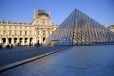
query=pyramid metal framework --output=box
[49,9,113,45]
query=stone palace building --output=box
[0,10,58,46]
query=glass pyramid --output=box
[48,9,113,45]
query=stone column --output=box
[22,38,24,45]
[32,38,35,45]
[46,29,48,38]
[0,38,1,44]
[17,38,19,45]
[50,30,52,35]
[11,38,14,46]
[39,37,42,44]
[21,38,23,45]
[27,38,29,45]
[32,38,34,45]
[39,29,43,44]
[6,38,8,45]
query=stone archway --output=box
[8,38,12,44]
[30,38,33,43]
[2,38,6,44]
[29,38,33,46]
[14,38,17,44]
[43,37,46,42]
[19,38,23,45]
[25,38,28,45]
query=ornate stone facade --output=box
[0,10,58,46]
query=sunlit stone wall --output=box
[0,10,58,46]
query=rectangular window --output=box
[20,31,22,35]
[25,31,27,35]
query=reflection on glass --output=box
[49,9,113,45]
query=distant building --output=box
[0,10,58,46]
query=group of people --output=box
[0,44,13,49]
[0,42,42,50]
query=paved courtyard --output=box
[0,46,70,67]
[0,45,114,76]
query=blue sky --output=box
[0,0,113,26]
